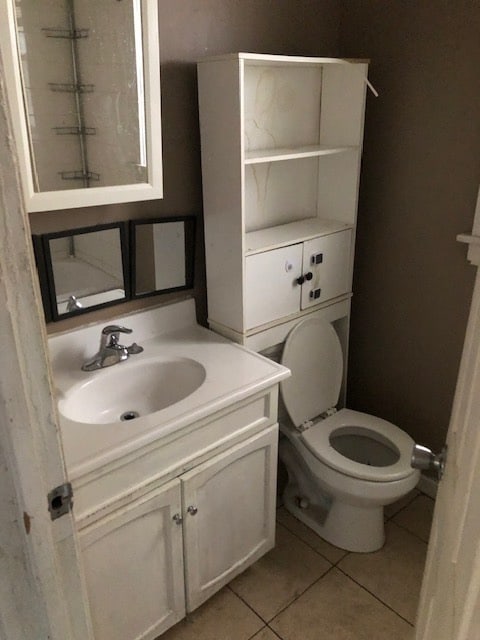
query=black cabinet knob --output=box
[296,272,313,285]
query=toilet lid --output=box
[281,317,343,428]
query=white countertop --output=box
[49,299,289,479]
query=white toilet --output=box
[279,316,420,553]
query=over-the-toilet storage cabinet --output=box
[198,53,368,347]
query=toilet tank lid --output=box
[281,317,343,428]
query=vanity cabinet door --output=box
[78,479,185,640]
[181,424,278,612]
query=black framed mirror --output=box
[33,222,129,321]
[130,216,195,298]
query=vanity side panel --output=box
[198,58,245,332]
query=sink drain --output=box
[120,410,140,422]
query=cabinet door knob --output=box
[172,513,183,525]
[296,272,313,285]
[187,505,198,516]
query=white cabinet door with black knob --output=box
[244,229,352,330]
[181,425,278,612]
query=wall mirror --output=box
[34,223,129,321]
[130,217,195,298]
[33,216,196,322]
[0,0,162,212]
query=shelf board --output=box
[198,53,370,66]
[244,145,356,165]
[245,218,353,255]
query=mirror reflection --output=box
[44,224,127,318]
[15,0,147,192]
[33,217,195,322]
[131,217,195,298]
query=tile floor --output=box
[161,491,434,640]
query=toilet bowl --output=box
[279,317,420,553]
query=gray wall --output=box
[339,1,480,451]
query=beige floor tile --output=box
[338,521,427,624]
[160,587,263,640]
[392,494,435,542]
[384,489,420,520]
[276,507,348,564]
[229,522,331,621]
[270,568,413,640]
[251,628,281,640]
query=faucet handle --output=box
[102,325,133,336]
[101,325,133,349]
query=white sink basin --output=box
[58,358,206,425]
[48,300,290,476]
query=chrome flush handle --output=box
[411,444,447,481]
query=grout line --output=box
[229,563,336,626]
[227,585,269,625]
[264,564,337,623]
[388,517,431,546]
[245,624,270,640]
[335,564,415,628]
[275,517,348,566]
[384,491,422,522]
[264,626,283,640]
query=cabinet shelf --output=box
[245,218,352,255]
[244,145,356,165]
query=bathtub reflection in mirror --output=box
[35,223,129,320]
[130,217,195,298]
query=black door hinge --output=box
[48,482,73,520]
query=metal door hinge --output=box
[48,482,73,520]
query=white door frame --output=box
[0,51,93,639]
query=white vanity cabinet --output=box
[198,53,368,345]
[49,300,290,640]
[76,420,278,640]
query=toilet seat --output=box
[301,408,415,482]
[281,318,415,483]
[281,317,343,428]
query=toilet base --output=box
[283,483,385,553]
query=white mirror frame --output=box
[0,0,162,212]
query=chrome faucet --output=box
[66,295,83,312]
[81,325,144,372]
